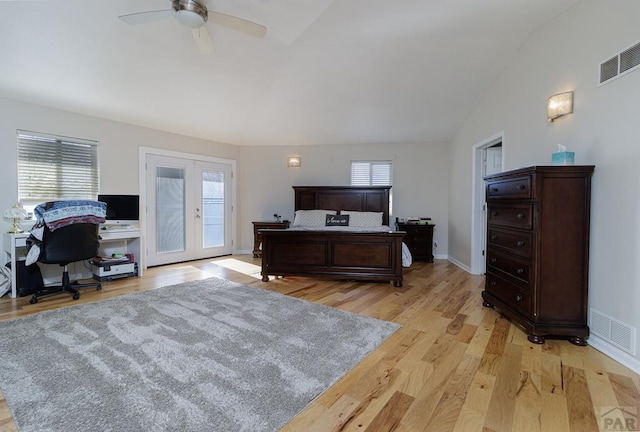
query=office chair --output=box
[29,222,102,304]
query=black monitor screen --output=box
[98,194,140,221]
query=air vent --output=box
[590,308,636,355]
[599,40,640,86]
[620,43,640,73]
[600,56,618,84]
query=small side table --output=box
[252,221,290,258]
[395,222,435,262]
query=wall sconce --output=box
[547,91,574,122]
[287,156,301,167]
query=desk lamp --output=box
[3,205,28,234]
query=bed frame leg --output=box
[262,275,269,282]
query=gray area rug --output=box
[0,277,399,431]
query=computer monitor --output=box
[98,194,140,226]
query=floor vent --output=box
[590,308,636,355]
[599,39,640,86]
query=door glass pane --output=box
[202,170,224,248]
[156,166,185,253]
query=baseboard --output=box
[447,256,472,273]
[433,253,448,260]
[588,335,640,375]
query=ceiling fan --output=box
[119,0,267,54]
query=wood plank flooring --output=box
[0,256,638,431]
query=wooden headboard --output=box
[293,186,391,226]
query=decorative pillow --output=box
[325,214,349,226]
[293,209,337,227]
[341,211,383,227]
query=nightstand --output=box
[395,222,434,262]
[252,221,290,257]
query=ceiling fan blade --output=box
[119,9,174,25]
[208,11,267,38]
[192,27,214,54]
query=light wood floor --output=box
[0,256,638,432]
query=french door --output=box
[145,154,233,267]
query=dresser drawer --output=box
[487,227,533,257]
[402,225,421,235]
[486,273,532,317]
[400,224,433,236]
[486,176,532,199]
[487,250,531,285]
[405,237,429,247]
[487,204,533,230]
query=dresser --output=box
[252,221,290,257]
[395,222,434,262]
[482,165,594,345]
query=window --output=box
[17,130,99,206]
[350,160,392,186]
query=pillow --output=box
[293,209,337,227]
[340,211,383,227]
[325,214,349,226]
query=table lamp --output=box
[3,205,28,234]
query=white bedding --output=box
[286,225,393,233]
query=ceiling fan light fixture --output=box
[172,0,208,28]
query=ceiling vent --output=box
[599,40,640,86]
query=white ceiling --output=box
[0,0,581,146]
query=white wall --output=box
[448,0,640,370]
[1,98,450,264]
[238,142,450,255]
[0,99,239,202]
[0,98,240,273]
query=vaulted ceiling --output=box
[0,0,581,146]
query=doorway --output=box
[471,133,504,274]
[141,150,236,267]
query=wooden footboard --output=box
[260,229,405,287]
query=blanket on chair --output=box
[34,200,106,231]
[25,200,106,265]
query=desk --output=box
[2,228,143,299]
[97,227,144,276]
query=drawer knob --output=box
[490,258,497,263]
[516,240,525,247]
[516,212,525,219]
[518,184,526,190]
[491,235,498,240]
[491,187,498,192]
[516,294,523,302]
[517,268,524,274]
[490,280,497,286]
[491,211,499,217]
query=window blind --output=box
[350,161,392,186]
[17,130,99,202]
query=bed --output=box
[260,186,406,287]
